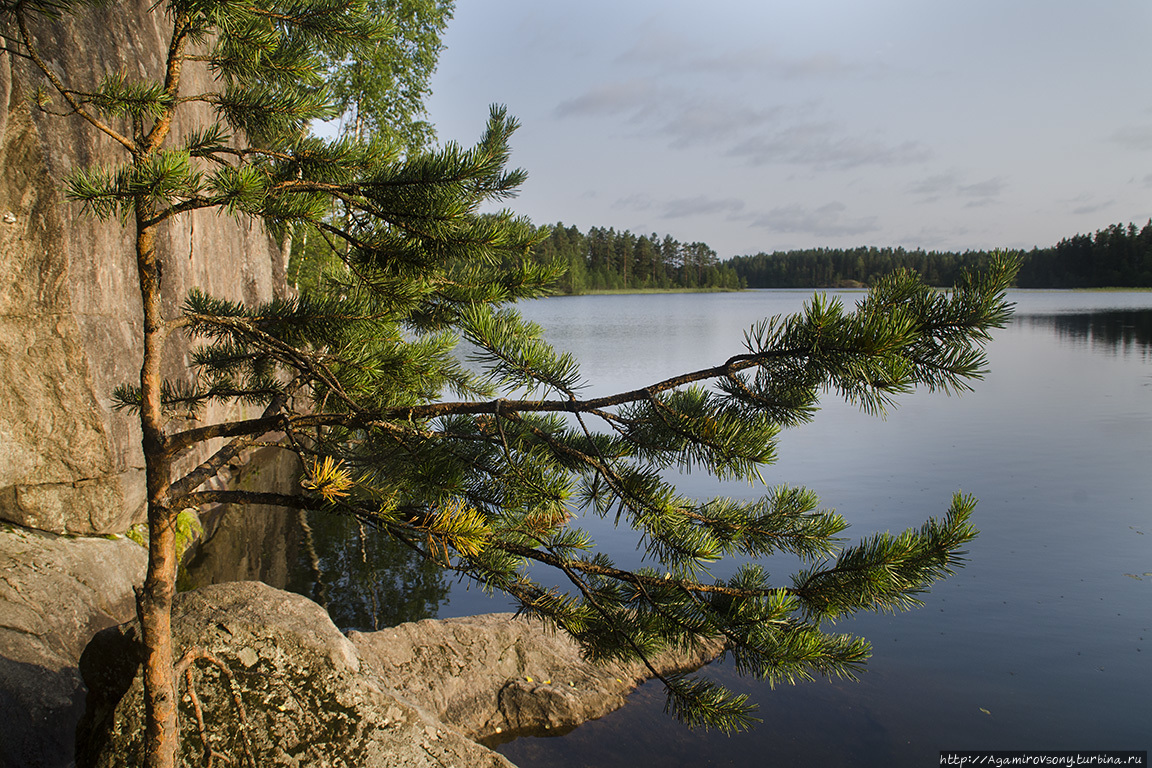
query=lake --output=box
[190,289,1152,766]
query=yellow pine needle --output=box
[302,456,354,502]
[427,499,492,558]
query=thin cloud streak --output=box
[615,30,871,81]
[661,196,746,219]
[729,127,932,169]
[752,202,880,238]
[558,83,928,172]
[1110,125,1152,151]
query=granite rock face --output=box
[0,526,146,768]
[350,613,727,744]
[0,0,282,535]
[77,582,517,768]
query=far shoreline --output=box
[549,286,744,297]
[548,284,1152,297]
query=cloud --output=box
[555,81,781,149]
[908,173,1005,205]
[1063,193,1116,216]
[614,193,655,212]
[615,32,864,82]
[956,177,1007,209]
[611,192,745,221]
[690,49,857,80]
[958,177,1007,199]
[554,41,920,173]
[613,30,689,68]
[908,173,959,201]
[1110,125,1152,151]
[661,102,783,149]
[728,123,931,169]
[660,196,745,219]
[554,81,652,118]
[1071,201,1115,216]
[752,202,880,237]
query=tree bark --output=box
[134,203,180,768]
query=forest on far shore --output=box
[532,223,742,293]
[533,220,1152,293]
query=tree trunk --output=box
[134,204,180,768]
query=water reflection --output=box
[1020,309,1152,356]
[183,504,450,630]
[493,292,1152,768]
[285,511,450,630]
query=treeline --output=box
[1015,222,1152,288]
[533,223,742,293]
[726,246,989,289]
[532,220,1152,293]
[726,221,1152,289]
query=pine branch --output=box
[167,392,291,498]
[13,7,137,153]
[497,540,781,599]
[791,493,979,620]
[172,489,317,511]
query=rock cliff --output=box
[0,1,283,535]
[0,7,721,768]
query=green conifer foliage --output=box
[4,1,1018,764]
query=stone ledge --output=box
[350,613,726,745]
[77,582,518,768]
[77,582,725,767]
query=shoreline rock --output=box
[0,525,146,768]
[78,582,516,768]
[0,528,724,768]
[77,582,725,767]
[350,613,726,746]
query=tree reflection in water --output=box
[285,509,450,630]
[1023,309,1152,356]
[182,503,450,631]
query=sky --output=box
[423,0,1152,260]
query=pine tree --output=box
[5,1,1019,766]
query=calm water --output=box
[487,290,1152,767]
[192,289,1152,766]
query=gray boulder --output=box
[77,582,516,768]
[350,613,727,744]
[0,525,146,768]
